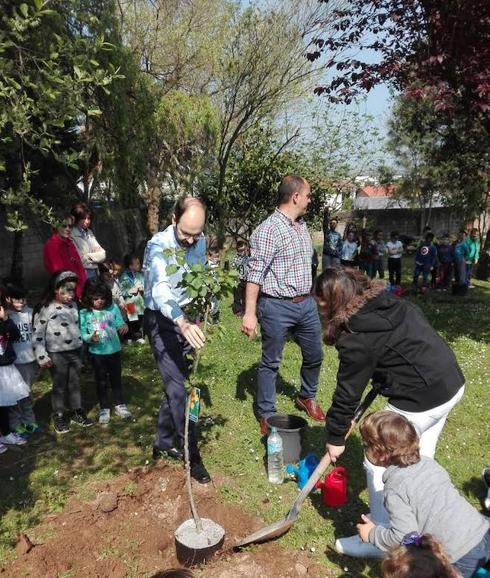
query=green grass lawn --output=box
[1,265,489,577]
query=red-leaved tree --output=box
[309,0,490,120]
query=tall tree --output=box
[210,1,329,243]
[0,0,121,281]
[310,0,490,117]
[144,91,219,234]
[309,0,489,232]
[387,96,446,233]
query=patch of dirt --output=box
[1,463,328,578]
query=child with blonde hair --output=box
[357,411,490,578]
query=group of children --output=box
[323,220,404,286]
[0,253,146,449]
[413,227,481,293]
[323,219,482,295]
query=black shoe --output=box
[483,468,490,488]
[152,446,184,461]
[191,461,211,484]
[53,413,70,434]
[70,410,93,428]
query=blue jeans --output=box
[454,530,490,578]
[256,296,323,417]
[413,264,431,288]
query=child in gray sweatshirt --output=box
[357,411,489,578]
[33,271,92,434]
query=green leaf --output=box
[191,278,203,290]
[166,264,179,275]
[19,3,29,17]
[33,0,43,11]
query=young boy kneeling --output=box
[357,411,490,578]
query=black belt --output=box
[261,293,310,303]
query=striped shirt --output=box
[247,209,313,297]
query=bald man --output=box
[143,196,210,483]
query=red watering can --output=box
[315,466,348,507]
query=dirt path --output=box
[1,463,329,577]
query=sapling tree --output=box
[164,247,237,532]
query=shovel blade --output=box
[234,518,294,548]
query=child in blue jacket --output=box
[412,232,437,292]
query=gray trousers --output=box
[9,362,37,428]
[144,309,199,461]
[49,349,82,415]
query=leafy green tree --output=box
[386,95,446,233]
[163,246,237,533]
[387,92,489,235]
[210,2,323,244]
[202,123,334,240]
[0,0,122,280]
[144,90,219,234]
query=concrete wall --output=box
[354,207,463,237]
[0,208,148,291]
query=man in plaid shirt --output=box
[242,175,325,435]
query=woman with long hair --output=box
[314,267,465,558]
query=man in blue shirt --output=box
[143,196,210,483]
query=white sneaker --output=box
[126,339,133,344]
[98,408,111,425]
[0,432,27,446]
[335,535,384,558]
[114,404,132,419]
[0,443,7,454]
[136,338,145,344]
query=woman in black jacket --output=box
[314,268,465,558]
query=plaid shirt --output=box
[247,209,313,297]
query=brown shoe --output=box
[295,397,325,422]
[259,417,269,436]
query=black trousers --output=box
[128,316,143,341]
[91,352,124,409]
[388,258,402,286]
[0,406,10,436]
[232,280,246,315]
[144,309,200,462]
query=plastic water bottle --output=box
[267,427,284,484]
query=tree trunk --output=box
[10,230,24,285]
[146,172,161,235]
[215,164,227,249]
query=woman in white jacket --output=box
[71,203,106,279]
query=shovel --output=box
[235,384,380,548]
